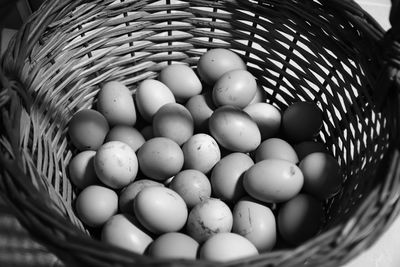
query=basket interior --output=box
[1,0,393,261]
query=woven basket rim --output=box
[1,0,400,266]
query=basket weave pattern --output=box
[1,0,400,266]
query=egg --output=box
[101,214,153,255]
[158,64,202,102]
[153,103,194,146]
[255,138,298,164]
[243,102,281,140]
[248,84,267,105]
[209,105,261,152]
[68,109,109,151]
[185,93,215,132]
[282,102,323,142]
[148,232,199,259]
[75,185,118,227]
[94,141,138,189]
[97,81,136,126]
[169,169,211,208]
[182,133,221,174]
[186,198,233,243]
[134,187,188,234]
[299,152,341,199]
[232,197,277,252]
[68,150,98,189]
[294,141,327,161]
[137,137,184,181]
[197,48,246,85]
[243,159,304,203]
[212,69,257,108]
[199,233,258,262]
[105,125,145,152]
[277,194,323,245]
[135,79,176,122]
[210,152,254,203]
[119,179,164,214]
[140,125,154,140]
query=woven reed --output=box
[1,0,400,266]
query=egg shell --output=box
[299,152,341,199]
[294,141,327,161]
[75,185,118,227]
[135,79,176,122]
[153,103,194,146]
[186,198,233,243]
[169,169,212,208]
[243,102,282,140]
[232,197,277,252]
[255,138,299,164]
[134,187,188,234]
[243,159,304,203]
[182,133,221,174]
[101,214,153,255]
[197,48,246,85]
[94,141,138,189]
[210,152,254,203]
[277,194,323,245]
[212,69,257,108]
[97,81,136,126]
[158,64,202,102]
[137,137,184,181]
[68,109,109,151]
[248,84,267,105]
[119,179,164,213]
[185,93,216,132]
[282,102,323,143]
[140,125,154,140]
[105,125,145,152]
[68,150,98,189]
[199,233,258,262]
[148,232,199,260]
[209,105,261,153]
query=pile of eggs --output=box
[68,48,342,262]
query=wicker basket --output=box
[1,0,400,266]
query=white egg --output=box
[97,81,136,126]
[135,79,175,122]
[94,141,138,189]
[199,233,258,262]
